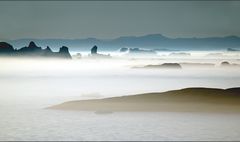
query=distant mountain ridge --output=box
[5,34,240,52]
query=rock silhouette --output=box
[143,63,182,69]
[58,46,72,59]
[89,45,111,59]
[227,48,240,51]
[0,41,71,59]
[17,41,42,54]
[221,61,230,66]
[0,42,15,55]
[220,61,240,67]
[119,47,128,52]
[119,47,157,55]
[91,45,98,54]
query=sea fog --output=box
[1,52,240,108]
[0,51,240,141]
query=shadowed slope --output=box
[49,87,240,112]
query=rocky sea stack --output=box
[89,45,111,59]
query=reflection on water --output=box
[1,109,240,141]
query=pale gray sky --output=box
[0,1,240,40]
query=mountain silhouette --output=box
[0,42,15,55]
[6,34,240,52]
[0,41,71,59]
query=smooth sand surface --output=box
[49,87,240,112]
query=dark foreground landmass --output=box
[49,87,240,113]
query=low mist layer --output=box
[0,56,240,109]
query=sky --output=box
[0,1,240,40]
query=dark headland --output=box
[49,87,240,113]
[0,41,72,59]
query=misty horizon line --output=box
[2,33,240,41]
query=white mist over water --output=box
[0,55,240,141]
[1,57,240,107]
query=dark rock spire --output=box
[0,42,14,53]
[91,45,98,54]
[59,46,72,59]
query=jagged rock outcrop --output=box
[89,45,111,59]
[17,41,42,55]
[42,46,54,57]
[28,41,41,49]
[58,46,72,59]
[91,45,98,54]
[0,41,72,59]
[0,42,15,55]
